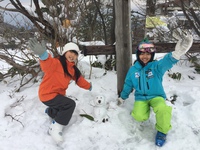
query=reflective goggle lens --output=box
[139,47,156,53]
[138,43,156,53]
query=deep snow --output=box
[1,52,200,150]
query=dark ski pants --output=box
[43,95,76,126]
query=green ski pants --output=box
[131,96,172,134]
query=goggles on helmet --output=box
[138,43,156,53]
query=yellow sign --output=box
[145,16,167,28]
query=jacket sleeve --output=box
[156,52,179,76]
[120,67,134,100]
[39,54,58,73]
[76,76,91,90]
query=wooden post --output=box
[115,0,132,96]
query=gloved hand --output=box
[29,38,48,60]
[117,97,125,106]
[172,33,193,60]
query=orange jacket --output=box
[38,54,91,102]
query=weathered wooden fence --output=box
[81,43,200,56]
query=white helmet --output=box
[61,42,80,55]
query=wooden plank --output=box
[81,43,200,55]
[151,43,200,53]
[80,45,115,55]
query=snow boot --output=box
[155,131,166,147]
[49,120,64,144]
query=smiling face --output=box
[64,50,78,62]
[138,52,152,65]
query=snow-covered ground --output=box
[0,53,200,150]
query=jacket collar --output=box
[66,60,75,67]
[134,61,153,69]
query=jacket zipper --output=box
[142,69,147,97]
[138,76,141,90]
[146,81,149,89]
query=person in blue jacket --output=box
[117,33,193,147]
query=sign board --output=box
[145,16,167,28]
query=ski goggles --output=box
[138,43,156,53]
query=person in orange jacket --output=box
[29,39,92,144]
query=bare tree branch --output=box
[5,112,25,128]
[180,0,200,36]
